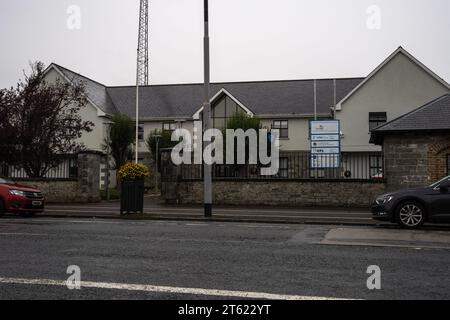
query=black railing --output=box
[0,156,78,180]
[162,152,384,182]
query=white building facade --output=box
[42,47,449,184]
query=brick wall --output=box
[162,180,386,208]
[383,132,450,191]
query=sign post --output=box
[310,120,341,170]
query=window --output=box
[278,157,289,178]
[68,157,78,179]
[272,120,289,139]
[211,95,243,129]
[137,123,144,141]
[369,112,387,131]
[163,122,177,132]
[370,155,384,178]
[447,154,450,176]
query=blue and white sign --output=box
[310,120,341,168]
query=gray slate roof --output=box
[53,63,363,119]
[54,64,118,115]
[107,78,364,119]
[371,94,450,144]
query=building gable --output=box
[192,88,254,120]
[44,64,118,117]
[336,47,450,110]
[336,47,450,152]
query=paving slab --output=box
[322,227,450,249]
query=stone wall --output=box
[18,180,80,203]
[383,132,450,191]
[162,180,386,208]
[16,151,103,203]
[77,151,103,202]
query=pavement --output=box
[33,197,450,230]
[0,217,449,300]
[37,196,378,226]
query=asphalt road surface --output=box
[0,217,449,300]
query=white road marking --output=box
[0,277,350,300]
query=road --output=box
[0,217,449,300]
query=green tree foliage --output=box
[224,112,263,166]
[103,114,135,170]
[145,129,178,161]
[226,112,262,131]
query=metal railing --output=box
[161,152,384,182]
[0,156,78,180]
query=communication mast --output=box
[135,0,149,163]
[137,0,149,86]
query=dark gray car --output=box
[371,176,450,228]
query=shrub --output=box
[118,163,150,180]
[145,129,178,161]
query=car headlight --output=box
[376,195,394,205]
[9,190,26,197]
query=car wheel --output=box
[0,199,5,216]
[396,201,426,229]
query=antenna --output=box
[137,0,149,86]
[135,0,149,163]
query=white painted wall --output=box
[336,51,449,152]
[261,118,312,151]
[44,68,109,152]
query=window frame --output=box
[277,157,289,178]
[369,155,384,178]
[369,112,387,131]
[137,123,145,141]
[162,122,177,133]
[272,120,289,139]
[211,95,244,130]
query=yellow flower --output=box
[118,163,150,180]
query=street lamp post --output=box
[154,135,162,192]
[203,0,213,218]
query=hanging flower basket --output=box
[118,163,150,214]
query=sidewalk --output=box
[37,197,377,226]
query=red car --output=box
[0,177,45,217]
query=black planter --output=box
[120,180,145,214]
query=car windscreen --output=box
[430,176,450,188]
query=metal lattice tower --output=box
[137,0,149,86]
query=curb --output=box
[35,213,375,227]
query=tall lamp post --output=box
[203,0,213,217]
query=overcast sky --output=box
[1,0,449,89]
